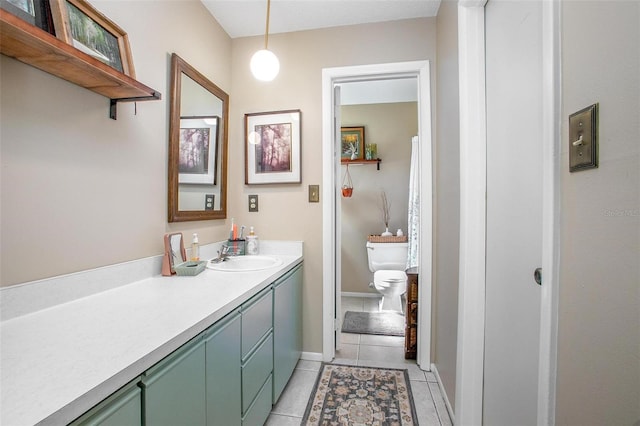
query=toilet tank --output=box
[366,241,409,272]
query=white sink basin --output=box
[206,255,283,272]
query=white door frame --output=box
[455,1,561,424]
[322,61,433,369]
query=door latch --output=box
[534,268,542,285]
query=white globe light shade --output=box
[250,49,280,81]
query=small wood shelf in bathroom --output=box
[0,10,161,120]
[341,158,382,170]
[405,268,418,360]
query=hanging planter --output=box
[342,164,353,198]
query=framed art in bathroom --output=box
[49,0,136,76]
[340,126,365,160]
[1,0,55,34]
[245,109,302,184]
[178,116,219,185]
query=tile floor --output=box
[266,295,452,425]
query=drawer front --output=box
[242,374,273,426]
[241,333,273,414]
[142,337,207,426]
[241,287,272,358]
[71,379,142,426]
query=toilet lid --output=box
[374,270,407,282]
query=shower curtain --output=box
[407,136,420,269]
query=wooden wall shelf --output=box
[0,10,161,119]
[340,158,382,170]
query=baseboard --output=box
[300,351,324,362]
[341,291,379,298]
[431,363,455,424]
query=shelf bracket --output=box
[109,91,162,120]
[376,158,381,170]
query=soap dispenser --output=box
[190,233,200,261]
[246,227,259,255]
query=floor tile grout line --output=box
[426,379,447,426]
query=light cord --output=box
[264,0,271,49]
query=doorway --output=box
[321,61,433,370]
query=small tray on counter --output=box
[174,261,207,276]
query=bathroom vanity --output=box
[0,242,303,426]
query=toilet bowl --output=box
[371,270,407,312]
[366,241,408,313]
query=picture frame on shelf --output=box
[341,126,365,160]
[178,116,219,185]
[1,0,55,34]
[49,0,135,76]
[245,109,302,185]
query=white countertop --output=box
[1,244,302,425]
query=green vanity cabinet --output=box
[273,264,303,402]
[240,286,274,426]
[71,261,303,426]
[140,335,207,426]
[205,309,242,426]
[69,379,142,426]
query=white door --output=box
[484,1,543,425]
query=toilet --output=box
[366,241,408,313]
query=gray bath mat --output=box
[342,311,405,336]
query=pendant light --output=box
[250,0,280,81]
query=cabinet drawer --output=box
[241,287,272,358]
[241,333,273,414]
[242,374,272,426]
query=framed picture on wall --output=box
[245,109,302,184]
[178,116,219,185]
[341,126,365,160]
[49,0,135,76]
[1,0,55,34]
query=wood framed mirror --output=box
[168,53,229,222]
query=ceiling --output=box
[201,0,442,39]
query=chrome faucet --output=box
[211,245,231,263]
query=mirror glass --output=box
[169,233,186,270]
[168,53,229,222]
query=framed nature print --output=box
[245,109,302,184]
[341,126,365,160]
[178,116,219,185]
[1,0,55,34]
[50,0,135,76]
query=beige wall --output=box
[1,4,437,356]
[433,0,459,411]
[557,2,640,425]
[340,102,417,294]
[0,0,233,286]
[229,19,436,354]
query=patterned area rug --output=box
[302,363,418,425]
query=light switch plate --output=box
[309,185,320,203]
[569,103,598,172]
[248,195,258,212]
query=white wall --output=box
[557,2,640,424]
